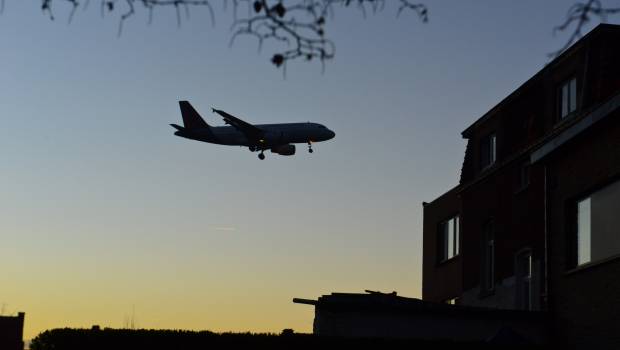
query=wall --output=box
[544,112,620,349]
[422,186,462,302]
[0,312,25,350]
[313,303,548,343]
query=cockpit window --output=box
[319,125,326,129]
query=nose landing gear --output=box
[308,141,314,154]
[258,151,265,160]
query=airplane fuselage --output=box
[175,122,335,148]
[172,101,335,159]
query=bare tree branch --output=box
[551,0,620,57]
[38,0,428,69]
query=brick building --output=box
[0,312,25,350]
[422,24,620,348]
[293,291,547,343]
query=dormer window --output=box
[480,133,497,169]
[559,77,577,119]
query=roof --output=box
[460,23,620,139]
[294,291,546,320]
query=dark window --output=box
[438,216,460,262]
[483,222,495,291]
[515,249,532,310]
[480,133,497,169]
[517,160,530,190]
[558,77,577,120]
[573,179,620,267]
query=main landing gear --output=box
[308,141,314,153]
[258,151,265,160]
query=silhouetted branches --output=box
[551,0,620,57]
[37,1,620,70]
[230,1,427,74]
[38,0,427,69]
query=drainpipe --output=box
[543,165,549,311]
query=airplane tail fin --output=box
[179,101,210,130]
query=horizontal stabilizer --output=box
[170,123,184,131]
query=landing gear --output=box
[258,152,265,160]
[308,141,314,154]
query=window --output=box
[516,250,532,310]
[445,297,459,305]
[577,197,591,265]
[574,179,620,267]
[483,222,495,291]
[517,160,530,191]
[559,77,577,119]
[480,133,497,169]
[438,216,460,262]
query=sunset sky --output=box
[1,0,615,340]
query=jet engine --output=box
[271,144,296,156]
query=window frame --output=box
[568,176,620,270]
[445,297,459,305]
[480,132,497,170]
[576,196,591,266]
[558,77,578,121]
[437,215,460,264]
[482,221,495,293]
[515,159,531,193]
[515,248,533,310]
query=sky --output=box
[0,0,616,340]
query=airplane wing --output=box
[212,108,264,143]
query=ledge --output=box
[564,253,620,276]
[436,255,461,267]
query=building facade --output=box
[293,291,547,343]
[422,24,620,348]
[0,312,25,350]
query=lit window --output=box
[445,297,459,305]
[575,179,620,267]
[438,216,460,262]
[577,197,591,266]
[559,77,577,119]
[480,133,497,169]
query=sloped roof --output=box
[461,24,620,139]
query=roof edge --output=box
[461,23,620,139]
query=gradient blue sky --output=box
[0,0,615,339]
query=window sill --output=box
[564,253,620,276]
[479,288,495,299]
[479,163,496,174]
[514,184,530,195]
[436,255,460,267]
[555,111,578,128]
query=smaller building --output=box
[293,291,547,344]
[0,312,25,350]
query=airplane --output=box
[171,101,336,160]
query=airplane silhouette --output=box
[171,101,336,160]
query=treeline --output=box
[29,328,540,350]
